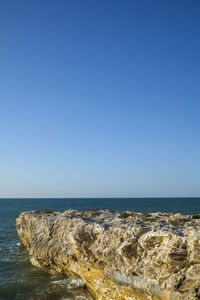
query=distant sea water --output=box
[1,197,200,300]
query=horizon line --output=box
[0,196,200,199]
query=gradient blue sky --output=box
[0,0,200,197]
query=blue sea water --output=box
[0,197,200,299]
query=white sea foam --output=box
[51,278,85,289]
[51,279,68,284]
[66,278,85,289]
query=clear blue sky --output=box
[0,0,200,197]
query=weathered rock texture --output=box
[16,210,200,300]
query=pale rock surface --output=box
[16,210,200,299]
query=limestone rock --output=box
[16,209,200,299]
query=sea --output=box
[0,197,200,300]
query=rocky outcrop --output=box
[16,209,200,299]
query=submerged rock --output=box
[16,209,200,299]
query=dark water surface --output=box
[0,197,200,299]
